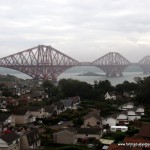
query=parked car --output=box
[58,121,63,125]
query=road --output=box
[49,121,73,130]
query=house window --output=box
[97,122,100,125]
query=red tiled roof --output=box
[123,136,150,144]
[107,143,118,150]
[108,143,143,150]
[139,124,150,138]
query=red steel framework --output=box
[138,56,150,74]
[92,52,131,76]
[0,45,79,80]
[0,45,149,80]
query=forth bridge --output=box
[0,45,149,80]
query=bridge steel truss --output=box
[0,45,79,80]
[92,52,131,77]
[138,56,150,74]
[0,45,150,80]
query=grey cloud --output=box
[0,0,150,63]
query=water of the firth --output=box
[0,66,150,86]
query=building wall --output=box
[117,114,127,120]
[15,115,26,125]
[105,93,116,100]
[11,115,15,126]
[102,117,117,126]
[30,108,45,119]
[0,139,20,150]
[20,134,29,150]
[29,140,41,149]
[53,131,76,144]
[82,116,101,128]
[127,110,141,121]
[136,108,144,115]
[128,115,141,121]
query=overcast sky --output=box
[0,0,150,62]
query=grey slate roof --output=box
[0,113,11,123]
[13,109,29,115]
[26,129,40,146]
[84,109,101,120]
[28,106,43,111]
[55,101,64,110]
[61,99,73,108]
[0,132,20,144]
[44,105,56,113]
[53,127,77,135]
[77,128,101,135]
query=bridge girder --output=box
[0,45,79,80]
[138,56,150,74]
[92,52,131,76]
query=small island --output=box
[77,71,104,76]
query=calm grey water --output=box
[0,66,150,86]
[58,72,150,85]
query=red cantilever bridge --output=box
[0,45,149,80]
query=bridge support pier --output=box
[105,71,123,77]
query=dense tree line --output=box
[42,76,150,104]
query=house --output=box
[44,105,57,117]
[7,97,19,107]
[81,109,102,128]
[110,126,128,132]
[55,101,65,114]
[0,132,20,150]
[53,128,77,144]
[13,109,35,125]
[30,90,48,100]
[20,128,41,150]
[0,114,15,132]
[123,91,135,98]
[71,96,81,109]
[29,106,46,119]
[116,111,129,125]
[61,96,81,110]
[77,128,102,141]
[102,115,117,127]
[0,98,7,109]
[17,95,30,105]
[105,92,116,100]
[61,99,73,110]
[117,111,128,121]
[126,108,141,121]
[118,102,134,110]
[136,105,145,115]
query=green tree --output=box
[42,80,58,97]
[136,76,150,104]
[93,80,115,100]
[116,80,138,94]
[58,79,93,99]
[72,117,84,127]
